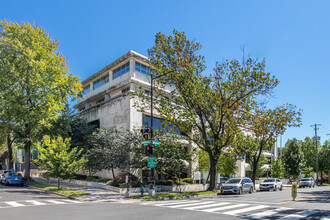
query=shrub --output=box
[113,172,141,187]
[181,178,193,184]
[106,180,114,186]
[156,180,174,186]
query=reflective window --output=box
[82,86,90,95]
[113,63,130,79]
[135,62,151,75]
[93,74,109,89]
[142,115,181,135]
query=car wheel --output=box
[313,184,315,188]
[274,186,277,191]
[237,188,242,195]
[4,181,8,186]
[20,183,24,187]
[279,186,283,191]
[249,187,253,194]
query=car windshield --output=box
[301,178,310,181]
[263,179,276,182]
[9,173,21,177]
[225,179,241,184]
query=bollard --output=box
[291,182,297,201]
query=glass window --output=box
[82,86,90,95]
[135,62,151,75]
[93,74,109,90]
[142,115,181,135]
[113,63,130,79]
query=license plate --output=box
[14,178,18,180]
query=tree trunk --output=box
[207,154,218,191]
[24,132,31,180]
[111,168,115,181]
[58,178,60,189]
[7,134,13,170]
[252,161,258,186]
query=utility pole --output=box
[310,124,321,184]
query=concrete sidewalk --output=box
[32,177,129,202]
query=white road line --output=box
[61,199,82,204]
[46,200,67,204]
[202,203,249,213]
[183,202,231,210]
[154,200,203,207]
[246,207,292,219]
[166,201,215,208]
[5,201,25,207]
[321,216,330,220]
[222,205,269,216]
[278,210,319,220]
[25,200,47,206]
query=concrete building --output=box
[74,50,276,181]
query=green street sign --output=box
[148,157,156,168]
[140,140,151,145]
[140,140,160,147]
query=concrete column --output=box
[129,59,135,78]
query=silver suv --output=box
[259,178,283,191]
[299,177,315,188]
[221,177,254,194]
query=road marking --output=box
[202,203,249,212]
[166,201,215,208]
[279,194,327,204]
[46,200,67,204]
[277,210,319,220]
[183,202,231,210]
[222,205,268,216]
[5,201,25,207]
[62,199,81,203]
[154,200,202,206]
[25,200,47,205]
[246,207,292,219]
[321,216,330,220]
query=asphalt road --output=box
[0,184,329,220]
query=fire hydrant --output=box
[140,186,145,197]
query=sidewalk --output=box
[32,177,129,202]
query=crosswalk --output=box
[0,199,82,209]
[140,199,324,219]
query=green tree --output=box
[271,159,284,178]
[35,135,86,189]
[300,137,316,173]
[134,30,278,190]
[0,20,81,179]
[319,141,330,184]
[238,105,301,184]
[282,139,303,180]
[87,127,131,180]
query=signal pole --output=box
[310,124,321,184]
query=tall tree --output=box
[135,30,279,190]
[300,137,316,175]
[319,141,330,184]
[238,105,301,184]
[282,138,303,179]
[0,20,81,179]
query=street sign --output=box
[193,171,201,180]
[148,157,156,168]
[141,140,160,146]
[141,140,151,145]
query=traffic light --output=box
[141,128,151,140]
[145,145,153,156]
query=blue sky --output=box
[2,0,330,146]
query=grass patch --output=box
[131,191,218,201]
[26,181,89,197]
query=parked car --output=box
[259,178,283,191]
[220,177,254,194]
[0,170,12,183]
[299,177,315,188]
[1,172,24,186]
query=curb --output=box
[26,184,79,201]
[132,193,218,201]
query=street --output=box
[0,184,329,220]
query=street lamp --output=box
[148,70,174,195]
